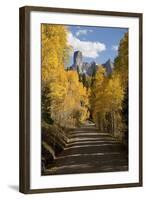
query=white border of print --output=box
[30,11,139,189]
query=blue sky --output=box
[67,25,128,66]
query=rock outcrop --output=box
[69,51,114,77]
[102,59,114,76]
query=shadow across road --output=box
[43,123,128,175]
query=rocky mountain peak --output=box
[69,51,114,77]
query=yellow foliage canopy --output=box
[41,24,89,127]
[90,65,124,134]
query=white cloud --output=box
[68,32,106,58]
[76,29,93,37]
[76,29,88,36]
[112,45,118,51]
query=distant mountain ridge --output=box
[69,51,114,77]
